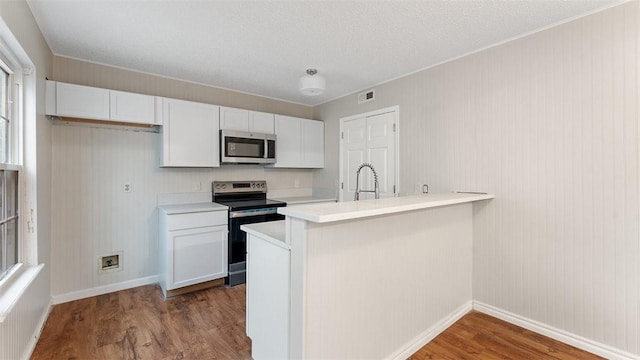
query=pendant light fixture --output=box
[299,68,326,96]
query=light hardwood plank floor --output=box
[32,284,602,359]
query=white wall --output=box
[51,124,312,300]
[314,2,639,357]
[0,0,53,359]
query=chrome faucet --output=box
[354,163,380,201]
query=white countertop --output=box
[241,220,288,249]
[278,192,494,223]
[158,202,227,214]
[271,196,337,205]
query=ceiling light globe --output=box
[299,73,326,96]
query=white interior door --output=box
[340,108,397,201]
[342,117,366,201]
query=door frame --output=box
[338,105,400,202]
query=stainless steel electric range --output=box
[212,180,286,286]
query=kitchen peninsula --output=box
[242,192,494,360]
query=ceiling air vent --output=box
[357,89,375,104]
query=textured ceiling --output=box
[27,0,622,106]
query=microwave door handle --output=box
[264,138,268,159]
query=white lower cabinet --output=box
[246,232,290,360]
[159,207,228,297]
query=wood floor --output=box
[32,284,603,360]
[410,312,603,360]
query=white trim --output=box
[338,105,400,202]
[473,301,640,360]
[390,301,472,360]
[20,298,52,360]
[0,264,43,322]
[51,275,160,305]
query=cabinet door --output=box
[56,82,110,120]
[220,106,249,131]
[249,111,275,134]
[246,234,290,359]
[169,225,228,290]
[110,90,156,124]
[161,98,220,167]
[272,115,302,168]
[302,119,324,168]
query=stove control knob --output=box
[221,184,226,189]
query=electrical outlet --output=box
[422,184,429,194]
[123,183,132,193]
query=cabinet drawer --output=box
[166,210,227,230]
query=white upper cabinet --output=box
[160,98,220,167]
[302,119,324,168]
[220,106,275,134]
[271,115,324,168]
[46,80,159,125]
[110,90,157,124]
[249,111,275,134]
[54,82,110,120]
[220,106,249,131]
[273,115,302,167]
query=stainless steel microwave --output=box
[220,130,276,164]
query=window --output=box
[0,169,17,281]
[0,67,8,163]
[0,59,19,283]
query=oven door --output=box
[227,210,284,286]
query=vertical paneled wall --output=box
[314,2,639,356]
[50,56,316,300]
[51,124,313,298]
[0,270,49,359]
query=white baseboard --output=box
[391,301,473,360]
[51,275,160,305]
[473,301,640,360]
[21,299,52,360]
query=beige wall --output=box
[0,0,53,359]
[314,2,639,357]
[53,56,313,119]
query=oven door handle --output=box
[230,209,280,218]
